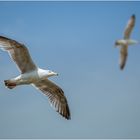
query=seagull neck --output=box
[38,68,49,78]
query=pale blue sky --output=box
[0,1,140,139]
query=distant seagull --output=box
[115,14,139,70]
[0,35,70,120]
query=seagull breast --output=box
[20,69,40,84]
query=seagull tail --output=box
[4,80,16,89]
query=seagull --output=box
[115,14,139,70]
[0,35,70,120]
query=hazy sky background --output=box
[0,1,140,139]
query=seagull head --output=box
[38,68,58,78]
[115,40,119,46]
[114,40,123,47]
[47,70,58,77]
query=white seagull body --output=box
[0,36,70,120]
[115,14,139,70]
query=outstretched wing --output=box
[33,79,71,120]
[124,14,135,39]
[0,36,37,73]
[119,45,128,70]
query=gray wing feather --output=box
[124,14,135,39]
[120,45,128,70]
[0,36,37,73]
[33,79,71,120]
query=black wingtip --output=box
[65,106,71,120]
[58,103,71,120]
[120,65,125,70]
[59,112,71,120]
[0,35,10,40]
[65,115,71,120]
[62,104,71,120]
[132,14,135,19]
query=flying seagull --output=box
[0,35,70,120]
[115,14,139,70]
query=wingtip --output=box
[0,35,10,40]
[59,111,71,120]
[120,65,125,70]
[63,105,71,120]
[132,14,135,19]
[55,101,71,120]
[65,115,71,120]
